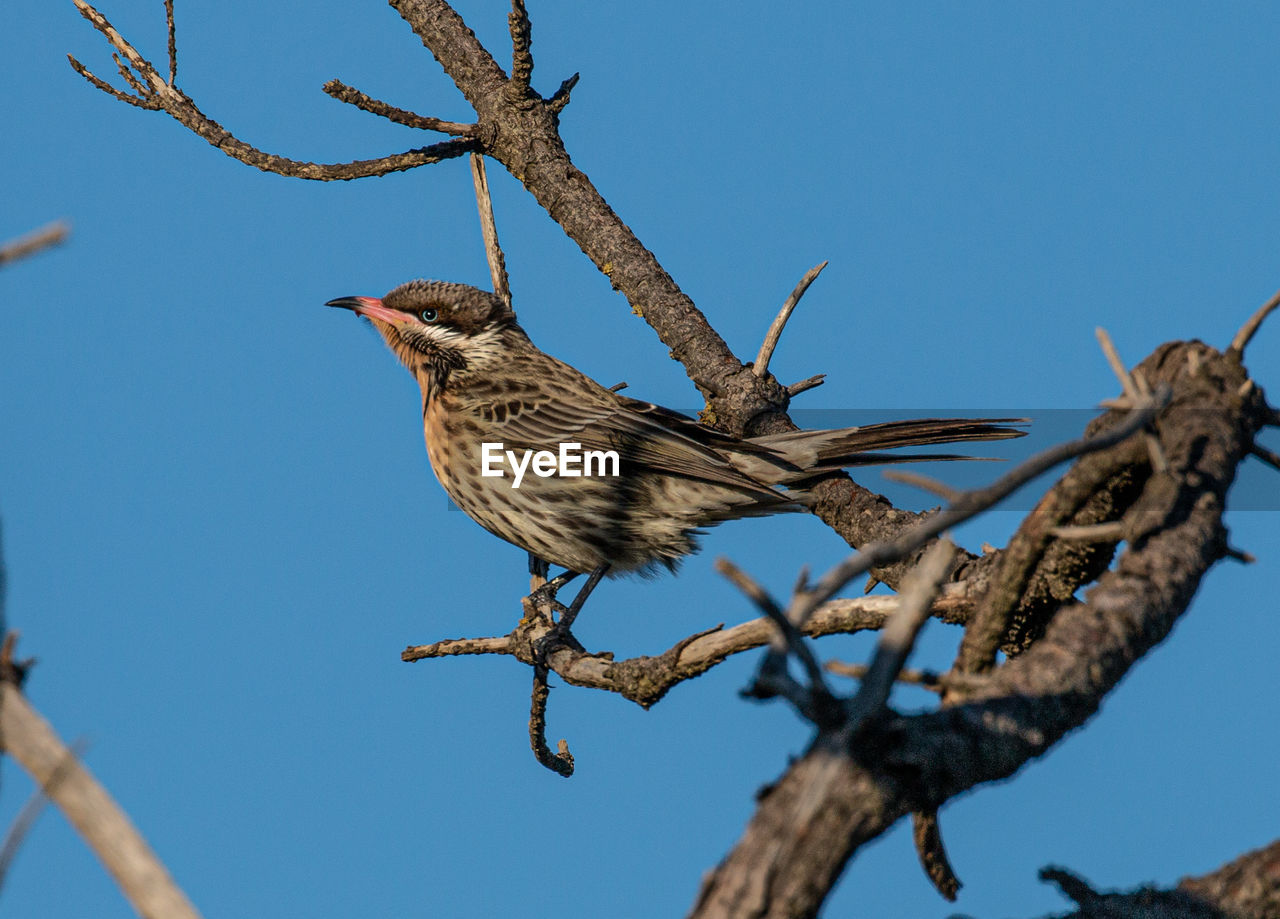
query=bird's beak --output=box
[325,296,405,325]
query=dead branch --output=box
[0,737,89,894]
[689,339,1267,918]
[1179,838,1280,919]
[469,154,511,308]
[1228,287,1280,359]
[912,810,960,902]
[842,540,955,727]
[0,221,70,267]
[70,0,478,179]
[754,261,828,377]
[0,671,202,919]
[322,80,477,135]
[402,593,946,709]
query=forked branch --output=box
[69,0,478,180]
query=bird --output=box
[327,279,1025,612]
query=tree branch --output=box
[689,340,1267,918]
[0,221,70,267]
[0,671,203,919]
[70,0,479,180]
[322,80,477,135]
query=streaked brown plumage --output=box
[328,280,1024,580]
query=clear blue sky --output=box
[4,2,1279,916]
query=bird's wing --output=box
[478,372,791,494]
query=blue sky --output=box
[3,2,1279,916]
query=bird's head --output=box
[327,279,523,392]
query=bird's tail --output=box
[749,417,1028,480]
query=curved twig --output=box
[0,221,70,268]
[0,679,203,919]
[323,80,477,135]
[529,665,573,776]
[754,261,828,377]
[71,0,479,180]
[1228,287,1280,359]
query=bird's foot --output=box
[530,565,609,665]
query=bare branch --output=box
[71,0,479,179]
[1228,287,1280,359]
[881,468,962,502]
[691,341,1263,918]
[1179,839,1280,918]
[67,54,159,109]
[1040,866,1105,908]
[548,72,579,113]
[912,810,960,902]
[0,738,90,894]
[1095,327,1138,399]
[754,261,828,377]
[843,540,955,726]
[0,221,70,268]
[508,0,533,89]
[715,558,832,708]
[1096,327,1167,473]
[785,373,825,397]
[0,678,203,919]
[791,391,1166,631]
[528,665,573,776]
[322,80,477,135]
[470,153,511,308]
[400,594,938,709]
[111,51,147,96]
[164,0,176,84]
[1250,442,1280,473]
[1049,520,1127,542]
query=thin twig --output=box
[470,153,511,308]
[912,810,961,901]
[0,221,71,268]
[715,558,831,701]
[824,661,942,691]
[0,680,204,918]
[608,381,629,393]
[0,738,90,894]
[323,80,477,135]
[508,0,533,89]
[1040,866,1104,907]
[67,55,159,109]
[71,0,479,180]
[843,540,956,726]
[1095,327,1138,399]
[1251,443,1280,473]
[528,666,573,776]
[112,51,147,95]
[754,261,828,377]
[1096,327,1166,472]
[1050,520,1127,542]
[786,374,825,397]
[882,469,962,502]
[548,72,579,113]
[164,0,176,85]
[1228,287,1280,359]
[790,389,1169,628]
[1223,546,1256,564]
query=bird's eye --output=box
[420,308,439,323]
